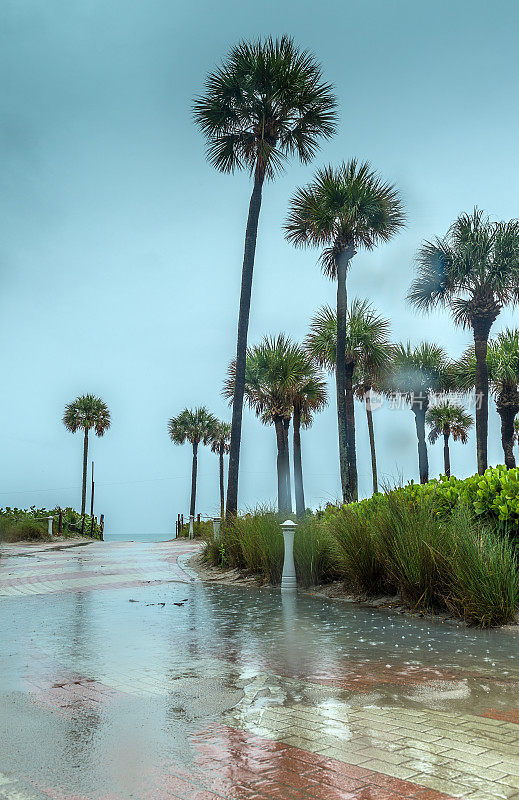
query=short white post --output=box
[48,516,53,537]
[188,515,194,540]
[213,518,221,541]
[280,519,297,593]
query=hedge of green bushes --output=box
[0,506,102,541]
[204,468,519,628]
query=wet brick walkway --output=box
[0,538,518,800]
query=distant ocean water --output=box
[104,533,176,543]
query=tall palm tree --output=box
[426,401,473,477]
[286,160,404,503]
[454,329,519,468]
[288,360,328,517]
[195,37,337,519]
[386,343,449,484]
[409,208,519,474]
[305,299,392,496]
[168,407,218,519]
[210,421,231,519]
[63,394,111,516]
[223,335,310,514]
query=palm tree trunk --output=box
[274,416,288,513]
[497,402,518,469]
[219,444,225,519]
[335,247,355,503]
[443,427,451,477]
[473,322,492,474]
[365,389,378,494]
[293,407,305,517]
[412,397,429,484]
[226,167,265,519]
[81,428,89,515]
[345,363,358,501]
[283,417,293,515]
[190,441,198,518]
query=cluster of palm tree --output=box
[168,408,231,521]
[63,38,519,524]
[194,36,519,516]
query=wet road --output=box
[0,540,518,800]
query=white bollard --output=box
[48,516,53,537]
[280,519,297,593]
[213,518,221,541]
[188,515,194,540]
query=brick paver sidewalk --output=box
[0,539,517,800]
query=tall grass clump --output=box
[324,501,385,594]
[204,507,335,587]
[203,469,519,626]
[446,505,519,627]
[374,494,450,609]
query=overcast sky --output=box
[2,0,518,537]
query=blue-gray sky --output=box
[2,0,518,537]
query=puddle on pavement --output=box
[0,571,518,797]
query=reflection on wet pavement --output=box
[0,540,518,799]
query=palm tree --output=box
[210,421,231,519]
[168,407,218,519]
[223,335,311,514]
[514,418,519,461]
[195,37,337,518]
[426,401,473,477]
[386,343,449,484]
[63,394,111,516]
[305,299,392,496]
[288,360,328,517]
[409,208,519,474]
[286,160,404,503]
[454,329,519,468]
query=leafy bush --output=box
[386,466,519,539]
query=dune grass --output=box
[204,488,519,626]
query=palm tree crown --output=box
[427,402,473,445]
[223,334,309,422]
[193,36,338,180]
[305,299,392,377]
[409,209,519,330]
[63,394,111,436]
[388,342,450,400]
[168,407,218,447]
[285,159,405,276]
[210,421,232,456]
